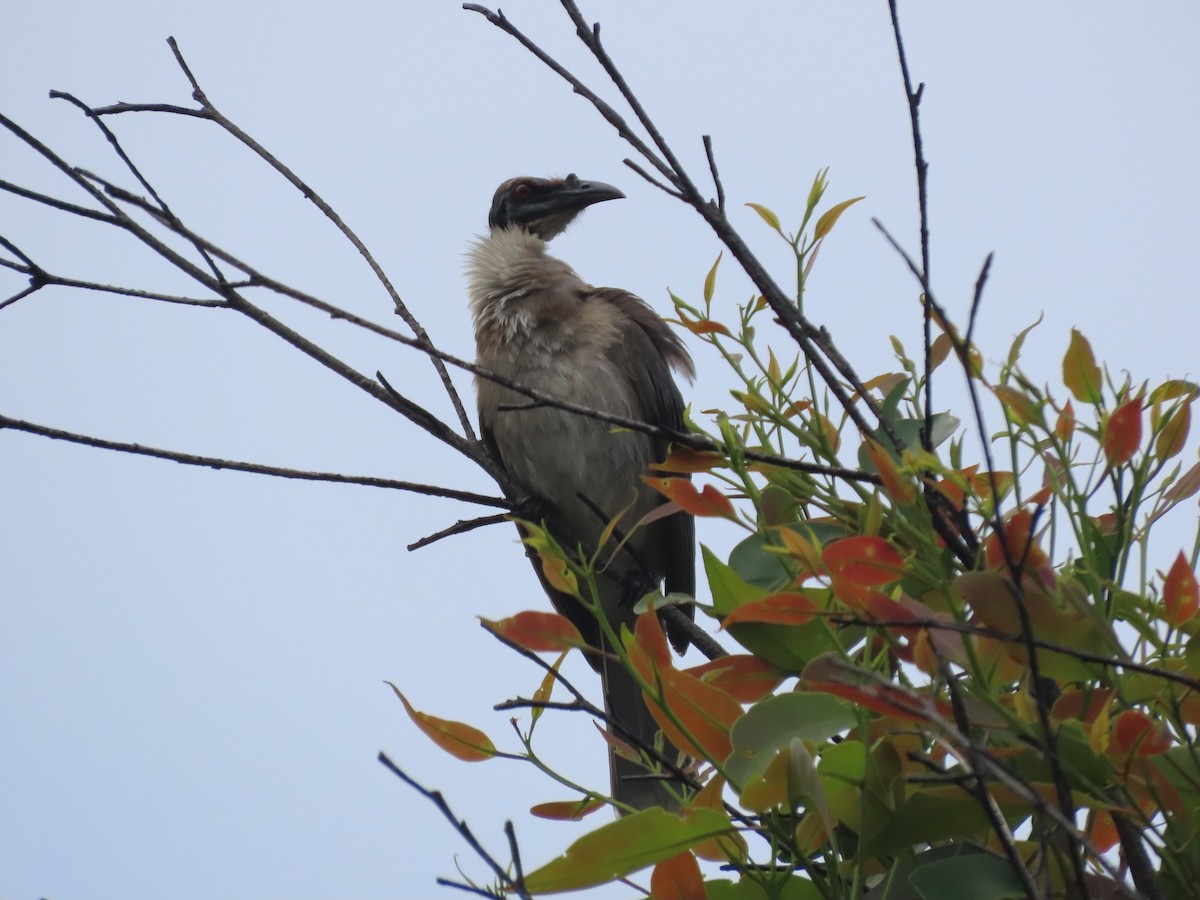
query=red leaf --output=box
[822,535,904,587]
[1103,397,1143,466]
[482,610,584,652]
[650,851,705,900]
[1164,552,1199,626]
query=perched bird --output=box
[467,174,695,810]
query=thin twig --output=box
[160,36,476,441]
[377,752,531,900]
[702,135,725,213]
[885,0,933,456]
[50,89,226,282]
[2,258,223,307]
[407,514,510,551]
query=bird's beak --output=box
[532,177,625,220]
[558,178,626,207]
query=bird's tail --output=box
[600,650,685,812]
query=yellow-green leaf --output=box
[1156,404,1190,461]
[992,384,1045,429]
[703,252,722,304]
[523,808,733,893]
[813,196,864,240]
[745,202,781,232]
[1062,328,1103,404]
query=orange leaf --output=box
[862,439,916,504]
[1052,688,1115,725]
[776,527,824,579]
[650,851,705,900]
[1103,397,1143,466]
[1088,810,1120,853]
[387,684,496,762]
[1113,709,1173,757]
[685,655,785,704]
[822,535,905,587]
[1163,552,1199,626]
[720,592,817,627]
[688,775,748,862]
[911,628,939,676]
[650,448,726,474]
[1055,400,1076,442]
[630,614,742,761]
[482,611,583,652]
[681,317,732,338]
[642,476,735,519]
[982,508,1049,575]
[530,798,605,820]
[1063,328,1102,404]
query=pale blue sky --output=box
[3,3,1198,898]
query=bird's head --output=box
[487,174,625,241]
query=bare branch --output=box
[0,176,117,224]
[0,415,508,508]
[463,4,678,187]
[158,37,477,441]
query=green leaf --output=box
[745,202,782,232]
[728,533,793,591]
[704,546,840,670]
[1004,313,1044,371]
[813,195,864,240]
[522,808,732,893]
[725,693,857,788]
[908,853,1027,899]
[805,167,830,218]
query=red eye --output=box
[512,182,533,201]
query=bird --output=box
[466,174,695,811]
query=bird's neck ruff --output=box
[466,227,578,333]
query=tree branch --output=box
[0,415,508,508]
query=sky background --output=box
[3,2,1198,898]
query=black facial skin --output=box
[488,173,625,238]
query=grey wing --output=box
[594,289,696,645]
